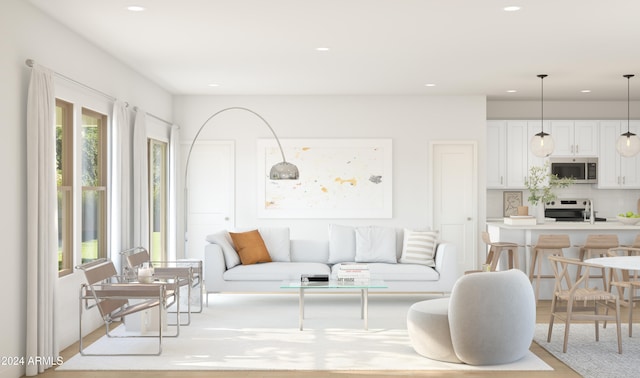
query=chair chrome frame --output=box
[77,258,179,356]
[120,247,203,326]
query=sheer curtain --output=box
[109,101,131,271]
[132,109,149,249]
[25,64,58,375]
[168,125,180,260]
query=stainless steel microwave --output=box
[550,157,598,184]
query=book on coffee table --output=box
[301,274,329,282]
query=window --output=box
[149,139,167,261]
[81,108,107,263]
[56,99,73,276]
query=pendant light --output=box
[616,74,640,157]
[530,74,555,157]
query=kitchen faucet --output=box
[589,199,594,224]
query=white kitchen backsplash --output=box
[487,188,640,219]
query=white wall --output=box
[486,100,640,219]
[0,1,172,377]
[173,95,487,251]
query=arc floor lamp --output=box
[183,107,299,255]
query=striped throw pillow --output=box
[399,229,438,267]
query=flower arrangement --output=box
[525,161,574,206]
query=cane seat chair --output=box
[547,255,622,354]
[121,247,202,325]
[77,258,179,356]
[605,248,640,337]
[529,234,571,301]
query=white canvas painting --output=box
[257,139,392,218]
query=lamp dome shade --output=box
[270,161,299,180]
[530,132,555,157]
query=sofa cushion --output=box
[229,230,272,265]
[399,229,439,267]
[332,262,439,281]
[223,262,330,281]
[354,226,397,263]
[206,231,241,269]
[258,227,291,262]
[328,224,356,264]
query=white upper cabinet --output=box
[550,120,598,156]
[487,121,507,188]
[505,121,529,188]
[598,120,640,188]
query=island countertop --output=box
[486,220,640,230]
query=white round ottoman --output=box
[406,298,462,363]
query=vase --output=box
[536,204,545,224]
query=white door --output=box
[432,142,478,274]
[183,141,235,261]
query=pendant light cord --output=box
[537,74,547,133]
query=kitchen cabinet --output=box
[487,121,507,188]
[598,120,640,188]
[550,120,598,156]
[487,120,548,189]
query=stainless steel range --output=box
[544,198,606,222]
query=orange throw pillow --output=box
[229,230,272,265]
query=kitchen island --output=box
[485,220,640,299]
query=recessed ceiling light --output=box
[315,47,330,52]
[581,89,591,93]
[503,6,521,12]
[506,89,517,93]
[127,5,145,12]
[208,83,220,87]
[424,83,436,87]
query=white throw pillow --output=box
[258,227,291,262]
[206,231,241,269]
[399,229,439,267]
[328,224,356,264]
[354,226,397,263]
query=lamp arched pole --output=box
[183,107,298,257]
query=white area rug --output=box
[59,293,551,372]
[535,323,640,378]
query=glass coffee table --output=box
[280,280,387,330]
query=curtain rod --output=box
[25,59,174,127]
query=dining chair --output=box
[77,258,179,356]
[605,248,640,337]
[547,255,621,354]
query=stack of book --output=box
[503,215,536,225]
[336,263,370,283]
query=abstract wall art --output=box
[257,139,393,218]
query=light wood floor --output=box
[32,299,639,378]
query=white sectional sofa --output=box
[203,225,459,297]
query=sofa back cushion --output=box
[354,226,397,263]
[257,227,291,262]
[290,239,330,263]
[328,224,357,263]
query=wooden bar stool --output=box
[575,234,619,283]
[529,234,571,301]
[481,231,520,271]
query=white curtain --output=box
[26,64,58,375]
[168,125,180,260]
[132,110,149,249]
[109,101,131,271]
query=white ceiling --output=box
[26,0,640,100]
